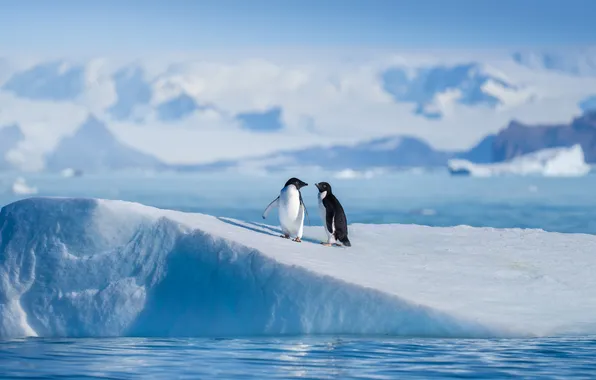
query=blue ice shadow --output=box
[217,217,322,245]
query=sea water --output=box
[2,170,596,234]
[1,337,595,379]
[1,170,596,379]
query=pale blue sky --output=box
[0,0,594,54]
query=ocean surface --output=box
[3,170,596,234]
[1,336,596,379]
[1,170,596,379]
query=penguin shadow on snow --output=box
[247,221,323,245]
[217,217,279,238]
[217,217,322,246]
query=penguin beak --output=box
[314,183,320,190]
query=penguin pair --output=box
[262,177,351,247]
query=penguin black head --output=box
[315,182,332,193]
[285,177,308,190]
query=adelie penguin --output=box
[262,177,309,243]
[315,181,351,247]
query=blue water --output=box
[2,171,596,234]
[2,337,596,379]
[2,171,596,378]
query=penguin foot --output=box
[280,234,290,239]
[293,237,302,243]
[321,242,341,247]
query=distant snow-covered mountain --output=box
[173,111,596,173]
[9,110,596,174]
[1,49,596,170]
[174,135,495,173]
[263,136,454,169]
[45,115,164,172]
[454,135,496,164]
[493,111,596,163]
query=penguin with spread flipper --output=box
[262,177,309,242]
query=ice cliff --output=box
[1,198,595,339]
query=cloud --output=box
[0,92,89,168]
[108,65,152,120]
[0,57,16,86]
[1,48,596,167]
[511,48,596,77]
[78,58,118,114]
[5,139,46,172]
[381,63,516,118]
[112,119,326,164]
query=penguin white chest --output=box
[317,191,326,220]
[318,191,334,236]
[278,185,304,234]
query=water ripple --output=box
[1,336,595,379]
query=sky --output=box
[1,0,596,169]
[1,0,596,55]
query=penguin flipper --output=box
[262,196,280,219]
[325,207,335,234]
[299,192,311,226]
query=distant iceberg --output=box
[1,198,596,339]
[447,144,592,177]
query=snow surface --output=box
[447,144,592,177]
[1,197,596,339]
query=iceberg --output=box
[1,197,596,339]
[447,144,592,177]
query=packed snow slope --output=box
[1,198,596,339]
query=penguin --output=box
[315,181,351,247]
[262,177,309,242]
